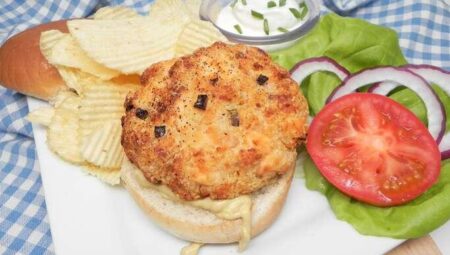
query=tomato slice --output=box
[306,93,441,206]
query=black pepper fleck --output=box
[156,102,166,113]
[135,108,148,120]
[257,74,269,85]
[125,103,134,111]
[125,99,134,111]
[193,95,208,110]
[154,126,166,138]
[210,77,219,86]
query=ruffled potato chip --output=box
[81,120,124,169]
[176,19,228,56]
[93,6,140,20]
[47,94,83,164]
[46,32,120,80]
[185,0,202,17]
[49,89,79,107]
[55,66,95,94]
[83,164,121,185]
[27,107,55,127]
[148,0,191,23]
[67,17,183,74]
[79,82,138,136]
[46,91,125,184]
[39,30,65,60]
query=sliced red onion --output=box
[368,81,397,94]
[290,57,350,86]
[407,64,450,94]
[371,64,450,96]
[327,66,446,142]
[371,65,450,158]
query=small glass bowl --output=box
[199,0,321,51]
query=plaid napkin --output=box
[0,0,449,254]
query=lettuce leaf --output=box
[304,156,450,239]
[271,13,450,239]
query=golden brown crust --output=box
[121,158,295,244]
[0,20,68,101]
[139,58,176,88]
[122,42,308,200]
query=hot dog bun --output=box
[0,20,68,101]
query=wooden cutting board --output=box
[387,235,441,255]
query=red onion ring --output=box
[290,57,350,86]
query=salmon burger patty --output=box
[121,42,308,200]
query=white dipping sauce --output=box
[216,0,309,36]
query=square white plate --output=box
[28,97,402,255]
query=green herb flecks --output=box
[279,0,286,7]
[251,10,264,20]
[234,24,243,34]
[263,19,270,35]
[231,0,238,8]
[241,0,247,5]
[267,1,276,8]
[299,2,309,19]
[289,8,302,19]
[277,27,289,33]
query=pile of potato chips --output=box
[27,0,228,185]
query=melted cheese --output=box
[132,167,252,250]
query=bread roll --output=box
[121,157,294,245]
[0,20,68,101]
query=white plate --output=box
[28,97,402,255]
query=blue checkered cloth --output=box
[0,0,449,254]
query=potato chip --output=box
[79,82,139,136]
[47,33,120,80]
[27,107,55,127]
[83,164,121,185]
[81,120,124,169]
[49,89,79,107]
[93,6,140,20]
[47,95,84,164]
[36,63,133,185]
[175,19,228,56]
[148,0,191,23]
[68,17,183,74]
[55,66,95,94]
[40,30,65,60]
[185,0,203,17]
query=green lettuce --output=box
[304,156,450,238]
[271,13,450,239]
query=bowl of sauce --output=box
[199,0,321,51]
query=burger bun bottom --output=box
[120,158,295,244]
